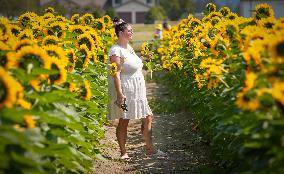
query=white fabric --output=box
[107,44,153,120]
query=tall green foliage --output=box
[144,6,167,24]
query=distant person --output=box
[163,20,170,31]
[154,24,163,39]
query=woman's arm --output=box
[110,55,126,104]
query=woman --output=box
[107,17,157,160]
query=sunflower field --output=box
[142,3,284,173]
[0,7,115,173]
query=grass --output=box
[131,24,155,52]
[130,21,179,52]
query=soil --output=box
[91,77,212,174]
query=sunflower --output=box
[77,44,91,67]
[17,12,38,28]
[12,46,52,71]
[210,36,227,56]
[18,29,35,40]
[189,18,201,29]
[203,12,222,23]
[68,82,78,92]
[268,33,284,64]
[141,42,150,57]
[243,71,257,92]
[41,35,59,46]
[219,7,231,17]
[236,90,260,111]
[71,14,81,24]
[211,16,221,26]
[109,62,118,76]
[0,67,24,108]
[102,15,112,27]
[69,25,86,37]
[82,80,92,101]
[76,33,95,51]
[43,22,66,39]
[17,92,32,109]
[205,3,216,15]
[207,78,220,89]
[222,20,239,39]
[56,15,68,23]
[273,22,284,31]
[271,81,284,106]
[29,78,41,91]
[0,17,12,41]
[43,45,68,66]
[0,41,10,51]
[94,18,106,32]
[88,31,102,47]
[10,24,21,37]
[254,4,275,20]
[227,12,238,20]
[194,73,204,89]
[81,13,95,25]
[200,57,223,76]
[42,13,55,21]
[13,39,35,52]
[49,57,67,85]
[32,25,44,39]
[66,50,77,72]
[92,52,98,63]
[44,7,55,14]
[257,18,275,29]
[24,115,36,128]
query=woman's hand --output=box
[144,52,154,62]
[116,93,126,105]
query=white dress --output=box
[107,44,153,120]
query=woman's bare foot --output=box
[120,153,130,160]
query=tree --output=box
[144,6,167,24]
[159,0,195,20]
[92,6,105,18]
[105,7,117,19]
[0,0,39,18]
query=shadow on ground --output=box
[127,112,211,174]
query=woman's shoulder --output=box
[109,44,123,57]
[110,44,120,51]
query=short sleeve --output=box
[109,46,122,58]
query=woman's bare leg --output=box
[116,118,130,157]
[141,115,154,155]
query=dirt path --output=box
[91,79,212,174]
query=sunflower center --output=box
[95,22,103,30]
[49,63,60,82]
[0,24,7,35]
[11,28,20,36]
[20,54,43,70]
[276,41,284,57]
[258,8,270,18]
[21,16,30,27]
[0,80,7,102]
[45,39,56,45]
[47,50,59,58]
[73,29,83,35]
[16,43,30,51]
[67,53,75,63]
[79,38,91,50]
[0,53,7,66]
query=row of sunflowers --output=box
[0,7,115,173]
[142,3,284,173]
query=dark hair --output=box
[113,17,128,37]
